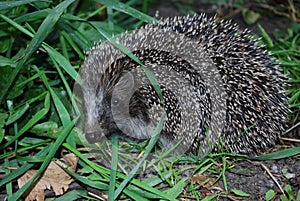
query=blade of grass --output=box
[54,63,80,120]
[63,168,109,190]
[61,30,85,60]
[43,44,81,84]
[58,20,91,53]
[231,189,250,197]
[258,24,274,48]
[250,147,300,160]
[108,135,119,201]
[193,159,215,175]
[59,33,69,61]
[221,156,228,193]
[107,5,114,30]
[5,103,29,125]
[16,71,44,89]
[96,0,154,23]
[55,189,87,201]
[14,9,51,23]
[142,171,173,187]
[4,153,12,200]
[23,90,48,106]
[0,14,34,41]
[164,178,187,199]
[16,155,47,163]
[0,0,75,104]
[0,56,16,67]
[201,194,220,201]
[0,139,51,160]
[0,0,50,11]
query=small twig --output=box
[253,161,286,196]
[258,1,300,23]
[88,191,107,201]
[0,166,18,171]
[280,137,300,143]
[283,121,300,135]
[288,0,297,22]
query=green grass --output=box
[0,0,299,200]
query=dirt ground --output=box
[148,1,300,200]
[217,159,300,200]
[147,0,291,35]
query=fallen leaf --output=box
[192,174,218,189]
[18,153,78,201]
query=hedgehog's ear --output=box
[114,72,136,94]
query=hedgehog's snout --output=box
[83,97,113,143]
[85,130,106,143]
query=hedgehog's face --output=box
[84,72,152,144]
[83,86,118,143]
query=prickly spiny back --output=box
[81,14,288,154]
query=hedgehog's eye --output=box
[111,97,120,107]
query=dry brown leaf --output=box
[192,174,218,189]
[17,153,78,201]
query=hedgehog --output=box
[80,14,288,155]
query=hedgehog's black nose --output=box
[85,131,105,143]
